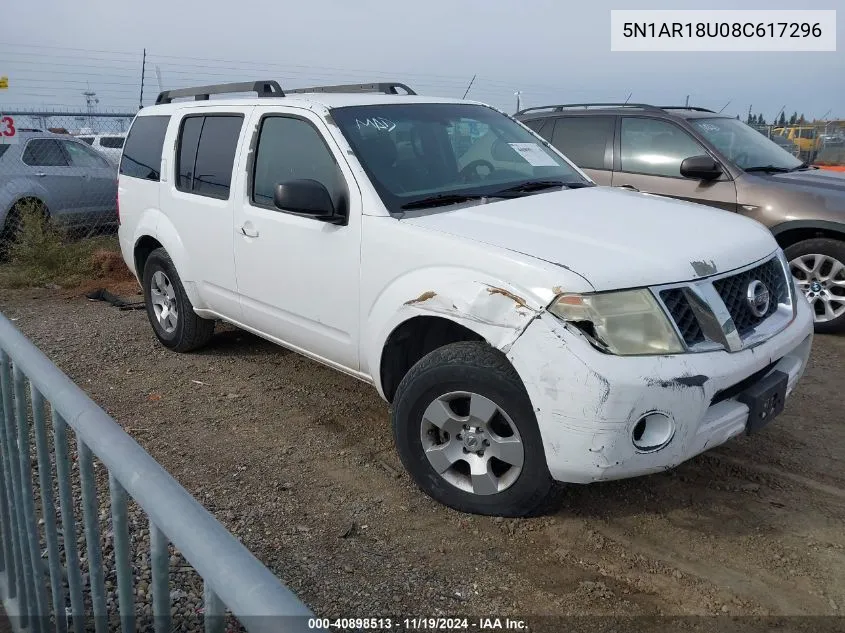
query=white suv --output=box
[118,80,814,517]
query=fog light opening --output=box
[632,412,674,452]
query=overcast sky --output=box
[2,0,842,121]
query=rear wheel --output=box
[392,341,552,517]
[0,199,48,259]
[786,238,845,333]
[142,248,215,351]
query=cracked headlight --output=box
[549,289,684,356]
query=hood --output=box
[402,187,777,291]
[761,168,845,195]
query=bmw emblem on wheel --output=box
[746,280,771,318]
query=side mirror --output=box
[680,155,722,181]
[273,179,337,220]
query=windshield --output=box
[691,118,802,171]
[330,103,590,213]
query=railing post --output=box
[149,522,171,633]
[31,386,68,633]
[203,583,225,633]
[0,350,21,601]
[108,474,134,633]
[52,412,86,633]
[13,365,49,632]
[78,439,107,633]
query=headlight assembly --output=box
[549,289,684,356]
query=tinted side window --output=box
[523,118,553,139]
[620,117,706,177]
[62,141,111,168]
[176,116,203,192]
[191,116,243,199]
[551,116,614,170]
[0,145,9,159]
[78,137,94,145]
[252,116,343,210]
[100,136,125,149]
[120,115,170,181]
[523,119,544,132]
[22,140,68,167]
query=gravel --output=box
[2,286,845,631]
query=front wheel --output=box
[392,342,552,517]
[786,238,845,334]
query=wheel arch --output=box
[368,275,545,402]
[130,210,201,307]
[771,220,845,249]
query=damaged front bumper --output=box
[507,294,814,484]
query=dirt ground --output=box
[1,285,844,629]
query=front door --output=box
[60,140,117,221]
[612,116,737,211]
[233,107,362,371]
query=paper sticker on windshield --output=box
[508,143,558,167]
[696,122,721,132]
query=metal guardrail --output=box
[0,310,321,633]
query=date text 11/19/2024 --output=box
[307,617,528,630]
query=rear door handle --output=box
[618,184,639,191]
[240,224,259,238]
[35,172,47,177]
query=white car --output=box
[76,133,126,166]
[117,80,814,517]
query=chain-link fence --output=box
[1,112,132,263]
[748,120,845,167]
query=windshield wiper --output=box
[400,193,489,210]
[492,180,592,197]
[744,165,792,173]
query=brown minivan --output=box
[516,104,845,333]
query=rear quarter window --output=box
[0,145,9,160]
[120,115,171,181]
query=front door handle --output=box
[240,224,259,238]
[618,184,639,192]
[35,172,47,178]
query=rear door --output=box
[20,139,82,217]
[548,115,615,185]
[612,116,737,211]
[160,106,250,318]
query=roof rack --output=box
[517,103,662,115]
[155,80,284,105]
[659,106,716,113]
[287,82,416,96]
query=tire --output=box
[0,199,48,259]
[142,248,215,352]
[392,341,552,517]
[785,238,845,334]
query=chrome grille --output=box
[655,253,794,353]
[712,259,789,337]
[660,289,704,346]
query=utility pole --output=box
[685,95,689,108]
[514,91,522,114]
[139,48,146,110]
